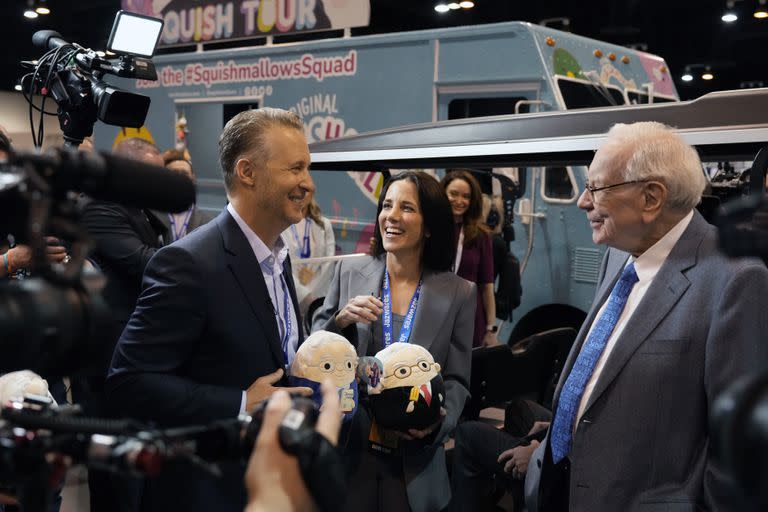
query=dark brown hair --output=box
[372,171,455,272]
[441,169,489,245]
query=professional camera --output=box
[0,393,343,512]
[0,147,195,376]
[20,10,163,147]
[711,146,768,510]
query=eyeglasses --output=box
[383,359,437,380]
[304,358,356,373]
[585,180,648,201]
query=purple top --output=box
[454,224,494,347]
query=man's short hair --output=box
[113,138,161,159]
[606,122,707,211]
[218,108,304,191]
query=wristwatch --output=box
[486,324,498,333]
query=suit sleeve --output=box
[105,244,242,426]
[703,260,768,507]
[81,202,158,280]
[436,280,477,443]
[310,259,358,343]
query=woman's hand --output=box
[391,407,446,441]
[334,295,383,329]
[483,330,500,347]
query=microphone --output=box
[10,149,196,213]
[32,30,70,52]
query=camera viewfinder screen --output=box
[107,11,163,58]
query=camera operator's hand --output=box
[244,380,341,512]
[245,369,312,412]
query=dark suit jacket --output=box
[525,211,768,512]
[313,255,475,512]
[151,205,216,242]
[106,209,303,512]
[81,200,167,375]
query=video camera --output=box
[0,393,342,512]
[711,146,768,510]
[20,10,163,147]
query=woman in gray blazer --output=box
[313,171,476,512]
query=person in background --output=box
[313,171,475,512]
[441,170,499,347]
[525,122,768,511]
[281,194,336,317]
[157,148,215,241]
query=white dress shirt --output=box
[227,204,300,414]
[576,210,694,424]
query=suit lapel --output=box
[410,271,451,352]
[581,214,705,414]
[353,257,386,355]
[284,254,304,345]
[218,211,285,368]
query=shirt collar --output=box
[227,203,288,268]
[631,209,694,283]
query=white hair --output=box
[605,122,707,211]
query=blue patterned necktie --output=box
[550,262,639,464]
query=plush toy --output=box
[289,330,358,415]
[369,343,445,431]
[0,370,56,405]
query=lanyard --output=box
[270,270,293,367]
[453,225,464,274]
[382,270,423,348]
[168,208,194,241]
[290,219,312,259]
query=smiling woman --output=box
[312,171,476,512]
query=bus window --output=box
[448,97,530,118]
[556,77,624,109]
[626,91,678,105]
[541,166,577,203]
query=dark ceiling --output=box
[2,0,767,100]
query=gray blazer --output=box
[312,255,476,512]
[525,211,768,512]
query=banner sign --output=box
[121,0,371,46]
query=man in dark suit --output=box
[524,122,768,511]
[106,108,314,512]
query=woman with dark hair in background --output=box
[313,171,475,512]
[441,170,500,347]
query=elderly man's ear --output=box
[641,181,667,221]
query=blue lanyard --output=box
[290,219,312,259]
[270,270,293,367]
[168,208,194,241]
[382,270,423,347]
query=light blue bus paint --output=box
[93,21,677,339]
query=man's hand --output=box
[483,331,500,347]
[334,295,383,329]
[245,369,312,412]
[528,421,550,436]
[244,380,342,512]
[498,440,540,480]
[44,237,68,264]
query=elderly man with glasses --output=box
[520,121,768,511]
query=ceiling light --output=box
[702,71,714,80]
[459,1,475,7]
[681,73,694,82]
[434,4,450,13]
[35,7,50,14]
[14,84,22,91]
[448,2,461,9]
[96,51,106,57]
[721,12,738,22]
[755,0,768,18]
[23,9,38,18]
